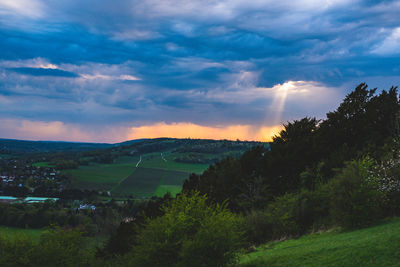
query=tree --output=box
[329,157,384,228]
[126,193,244,267]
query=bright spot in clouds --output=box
[0,0,44,18]
[372,27,400,55]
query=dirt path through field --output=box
[136,155,142,167]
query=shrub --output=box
[267,193,301,238]
[242,209,273,245]
[0,228,96,267]
[329,157,385,228]
[127,192,244,267]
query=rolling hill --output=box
[16,137,268,198]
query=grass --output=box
[65,161,138,190]
[64,153,203,197]
[32,161,54,167]
[112,167,190,197]
[112,167,165,197]
[0,226,44,242]
[113,156,140,164]
[140,152,209,174]
[239,218,400,267]
[154,185,182,197]
[0,154,12,159]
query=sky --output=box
[0,0,399,143]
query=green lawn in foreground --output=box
[240,218,400,267]
[0,226,44,242]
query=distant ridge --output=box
[0,137,266,154]
[0,138,113,153]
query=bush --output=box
[242,183,333,245]
[242,209,273,245]
[127,192,244,267]
[0,228,96,267]
[329,157,385,228]
[267,193,301,238]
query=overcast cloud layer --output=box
[0,0,399,142]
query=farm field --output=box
[0,226,44,242]
[0,154,12,159]
[239,218,400,267]
[140,152,209,174]
[112,167,190,197]
[32,161,54,167]
[65,161,138,191]
[64,153,200,197]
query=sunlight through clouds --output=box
[0,0,45,18]
[0,0,399,142]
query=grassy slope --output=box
[0,226,44,242]
[240,218,400,267]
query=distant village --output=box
[0,157,68,198]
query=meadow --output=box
[0,226,44,242]
[32,161,55,167]
[111,167,190,197]
[66,162,138,191]
[0,154,12,159]
[140,152,209,173]
[239,218,400,267]
[64,153,201,197]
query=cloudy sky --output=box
[0,0,399,142]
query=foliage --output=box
[328,157,385,228]
[55,160,78,170]
[183,84,400,212]
[126,193,244,267]
[100,194,172,257]
[0,228,96,267]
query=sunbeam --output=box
[269,81,294,125]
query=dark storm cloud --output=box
[0,0,400,141]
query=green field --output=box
[64,153,204,197]
[154,185,182,197]
[240,218,400,266]
[32,161,55,167]
[0,226,44,242]
[65,162,138,190]
[0,154,12,159]
[140,152,209,174]
[112,167,190,197]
